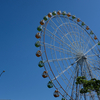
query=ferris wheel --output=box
[35,10,100,100]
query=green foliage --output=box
[76,76,100,96]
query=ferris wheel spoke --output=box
[79,26,88,52]
[73,26,91,53]
[52,64,73,81]
[75,26,87,53]
[75,22,86,51]
[63,17,79,49]
[53,64,72,92]
[42,32,61,45]
[58,45,81,89]
[84,40,99,57]
[85,60,95,78]
[87,54,100,57]
[43,27,78,53]
[88,43,99,56]
[61,30,88,53]
[67,17,82,50]
[87,58,100,64]
[49,18,67,37]
[53,44,75,89]
[78,32,89,53]
[74,24,88,53]
[61,31,79,51]
[69,29,90,53]
[52,55,84,82]
[44,57,77,63]
[44,41,76,55]
[49,18,66,36]
[87,59,100,68]
[91,49,100,57]
[50,51,76,95]
[70,64,80,99]
[73,27,81,51]
[86,60,100,79]
[59,52,77,94]
[84,43,98,55]
[47,47,75,55]
[48,20,64,38]
[86,61,100,82]
[43,42,77,55]
[86,49,100,59]
[84,37,91,52]
[57,49,76,78]
[53,64,80,96]
[50,16,91,54]
[55,15,79,50]
[61,20,78,49]
[44,26,64,41]
[72,22,84,52]
[51,16,78,50]
[74,22,84,52]
[52,66,77,98]
[87,60,100,73]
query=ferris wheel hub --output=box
[82,55,87,59]
[76,52,87,65]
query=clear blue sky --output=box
[0,0,100,100]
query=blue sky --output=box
[0,0,100,100]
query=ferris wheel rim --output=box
[36,10,100,100]
[43,13,100,94]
